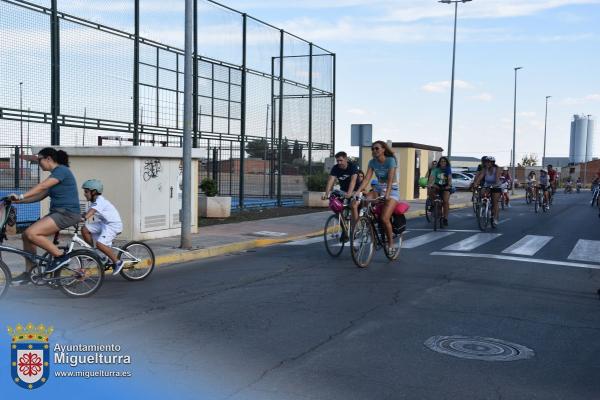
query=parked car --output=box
[451,172,473,190]
[462,172,476,180]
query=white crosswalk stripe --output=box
[442,233,502,251]
[402,231,455,249]
[502,235,553,256]
[567,240,600,263]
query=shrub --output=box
[305,172,329,192]
[200,178,219,197]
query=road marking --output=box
[431,251,600,270]
[407,228,481,233]
[496,218,511,225]
[403,231,455,249]
[442,233,502,251]
[252,231,288,237]
[502,235,553,256]
[567,240,600,263]
[284,236,323,245]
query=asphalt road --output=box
[2,191,600,399]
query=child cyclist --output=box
[80,179,124,275]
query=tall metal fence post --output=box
[50,0,60,145]
[270,56,276,198]
[331,53,336,156]
[277,30,284,206]
[192,0,198,148]
[238,14,247,209]
[133,0,140,145]
[14,146,20,190]
[308,43,313,175]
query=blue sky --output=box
[227,0,600,165]
[2,0,600,165]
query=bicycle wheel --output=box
[384,231,404,261]
[57,249,104,298]
[350,217,375,268]
[534,193,539,213]
[433,201,440,231]
[323,214,345,258]
[477,201,489,231]
[425,198,432,223]
[0,260,10,299]
[525,190,532,204]
[119,241,155,281]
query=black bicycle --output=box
[323,190,353,258]
[350,197,406,268]
[0,197,105,299]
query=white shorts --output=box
[85,222,122,246]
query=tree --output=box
[246,138,270,160]
[292,140,303,161]
[521,153,538,167]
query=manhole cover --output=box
[424,335,534,362]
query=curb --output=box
[155,196,529,267]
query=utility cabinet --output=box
[38,147,201,241]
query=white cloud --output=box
[562,94,600,105]
[422,80,474,93]
[518,112,537,117]
[471,93,493,102]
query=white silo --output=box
[572,115,588,163]
[586,117,596,161]
[569,120,575,162]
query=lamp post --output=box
[542,95,551,163]
[439,0,472,158]
[511,66,522,195]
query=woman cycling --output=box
[527,170,538,201]
[500,167,512,208]
[353,141,400,256]
[9,148,81,283]
[473,156,502,225]
[427,156,453,227]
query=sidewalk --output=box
[1,190,524,273]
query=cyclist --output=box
[8,148,81,283]
[353,141,400,256]
[323,151,359,224]
[527,170,538,201]
[538,168,551,208]
[576,177,582,192]
[426,160,437,179]
[427,156,453,227]
[500,167,512,208]
[81,179,124,275]
[473,156,502,225]
[547,164,558,199]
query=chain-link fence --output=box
[0,146,41,224]
[0,0,335,212]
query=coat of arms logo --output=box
[7,322,53,390]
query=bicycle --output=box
[473,186,497,231]
[590,184,600,207]
[537,186,550,213]
[323,190,353,258]
[350,197,407,268]
[46,224,155,281]
[525,184,534,204]
[0,197,104,299]
[429,189,445,231]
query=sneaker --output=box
[45,253,70,274]
[507,203,512,208]
[11,272,30,285]
[112,261,124,276]
[442,218,448,227]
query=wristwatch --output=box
[18,194,24,200]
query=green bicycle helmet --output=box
[418,177,429,188]
[82,179,103,194]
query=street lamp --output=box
[439,0,472,158]
[511,66,523,195]
[542,95,551,163]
